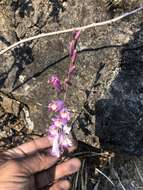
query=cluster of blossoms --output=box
[47,30,80,157]
[48,100,72,157]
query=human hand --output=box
[0,136,81,190]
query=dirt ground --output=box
[1,0,143,189]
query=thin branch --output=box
[108,158,126,190]
[0,6,143,55]
[93,180,100,190]
[95,168,115,186]
[134,160,143,185]
[111,167,126,190]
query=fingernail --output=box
[69,158,81,173]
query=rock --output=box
[96,99,143,155]
[1,0,143,189]
[0,91,34,150]
[96,24,143,155]
[1,0,143,152]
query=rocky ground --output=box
[1,0,143,189]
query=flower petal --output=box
[47,125,58,137]
[48,100,64,112]
[69,41,75,57]
[51,134,60,157]
[73,30,81,40]
[60,133,73,148]
[63,125,71,134]
[71,49,77,64]
[48,75,62,92]
[52,116,67,128]
[60,108,71,122]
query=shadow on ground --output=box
[96,22,143,189]
[0,40,33,89]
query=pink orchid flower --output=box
[48,75,62,92]
[71,49,77,64]
[69,40,75,57]
[74,30,81,41]
[51,133,60,157]
[48,100,64,112]
[59,108,71,122]
[52,116,67,128]
[51,131,72,157]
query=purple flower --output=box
[69,30,80,58]
[74,30,81,41]
[63,124,71,134]
[47,31,80,157]
[48,75,62,92]
[69,41,75,57]
[47,125,58,137]
[48,100,64,112]
[59,108,71,122]
[51,132,73,157]
[59,133,72,149]
[51,133,60,157]
[48,125,73,157]
[52,116,67,128]
[71,49,77,64]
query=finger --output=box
[20,152,59,175]
[35,158,81,189]
[49,180,71,190]
[54,158,81,179]
[3,136,52,158]
[3,136,77,159]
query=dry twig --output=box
[0,6,143,55]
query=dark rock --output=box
[96,99,143,155]
[96,25,143,155]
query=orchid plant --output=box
[47,30,81,157]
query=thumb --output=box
[20,152,58,175]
